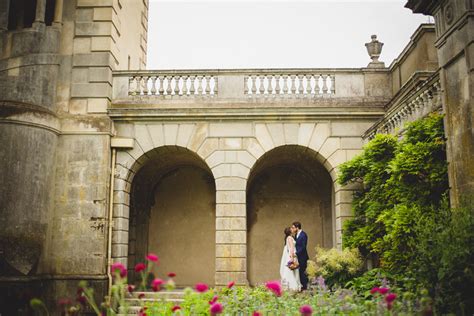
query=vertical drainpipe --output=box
[107,148,117,295]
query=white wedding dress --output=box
[280,236,302,291]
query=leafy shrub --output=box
[306,247,363,289]
[338,113,474,313]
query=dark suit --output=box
[295,230,309,289]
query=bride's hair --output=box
[284,227,292,245]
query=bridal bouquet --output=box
[287,259,299,270]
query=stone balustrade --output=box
[112,69,391,103]
[244,73,335,97]
[364,72,442,139]
[129,73,218,96]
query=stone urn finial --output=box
[365,35,385,68]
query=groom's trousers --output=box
[299,260,309,289]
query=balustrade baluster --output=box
[290,75,296,95]
[197,76,203,95]
[283,75,289,95]
[259,75,265,95]
[173,76,180,95]
[142,76,149,95]
[166,76,172,95]
[305,74,312,96]
[158,76,164,95]
[205,76,211,95]
[151,76,157,95]
[297,75,304,96]
[322,75,328,95]
[267,75,274,95]
[244,77,249,95]
[189,76,196,95]
[182,76,188,96]
[251,75,257,95]
[275,75,281,95]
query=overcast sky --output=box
[147,0,431,69]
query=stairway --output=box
[118,289,186,315]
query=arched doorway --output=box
[128,146,216,286]
[247,145,334,285]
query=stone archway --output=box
[246,145,334,286]
[127,146,216,286]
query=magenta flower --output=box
[209,295,219,305]
[210,302,223,315]
[127,285,135,292]
[265,281,283,297]
[370,287,380,295]
[171,305,181,312]
[385,293,397,303]
[110,262,127,277]
[300,305,313,316]
[252,312,263,316]
[138,293,145,299]
[379,287,389,295]
[227,281,235,289]
[135,263,146,273]
[195,283,209,293]
[151,278,164,291]
[146,253,159,262]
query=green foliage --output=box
[145,285,426,315]
[306,247,363,289]
[338,113,474,313]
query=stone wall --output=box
[111,120,372,285]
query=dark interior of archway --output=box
[129,146,216,286]
[247,145,333,286]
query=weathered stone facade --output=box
[0,0,466,312]
[406,0,474,206]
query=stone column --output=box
[53,0,64,27]
[215,186,248,286]
[33,0,46,29]
[405,0,474,206]
[0,0,10,31]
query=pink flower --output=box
[385,293,397,303]
[135,263,146,273]
[110,262,127,278]
[168,272,176,278]
[195,283,209,293]
[227,281,235,289]
[138,307,147,316]
[265,281,283,297]
[171,305,181,312]
[146,253,159,262]
[379,287,389,295]
[210,302,223,315]
[300,305,313,316]
[370,287,380,295]
[253,312,263,316]
[127,285,135,292]
[209,295,219,305]
[152,278,164,291]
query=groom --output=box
[292,221,309,290]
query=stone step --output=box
[124,297,185,306]
[118,290,187,315]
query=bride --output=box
[280,227,302,291]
